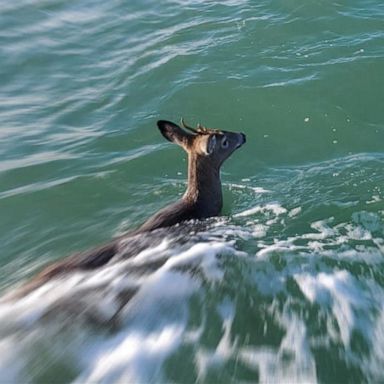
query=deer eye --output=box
[221,137,229,148]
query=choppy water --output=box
[1,0,384,382]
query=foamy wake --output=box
[0,202,383,383]
[0,233,242,383]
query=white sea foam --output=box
[366,300,384,381]
[239,315,317,384]
[226,183,271,194]
[77,271,195,383]
[195,299,236,380]
[234,203,287,218]
[0,203,383,382]
[0,337,27,383]
[78,327,183,383]
[302,218,335,240]
[76,241,236,383]
[0,236,239,383]
[295,270,374,347]
[252,224,268,238]
[288,206,302,217]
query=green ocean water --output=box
[0,0,384,382]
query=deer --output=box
[137,119,246,232]
[6,119,246,298]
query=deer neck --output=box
[183,153,223,216]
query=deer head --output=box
[156,118,246,218]
[157,118,246,169]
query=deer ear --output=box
[157,120,190,147]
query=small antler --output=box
[181,118,222,135]
[180,118,199,134]
[197,123,210,134]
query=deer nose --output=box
[236,133,246,149]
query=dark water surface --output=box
[0,0,384,382]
